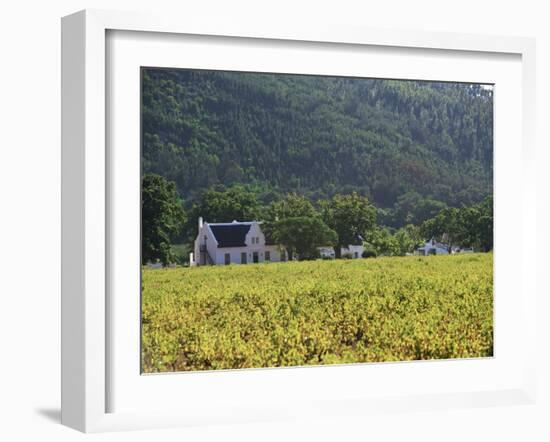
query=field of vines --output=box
[141,253,493,373]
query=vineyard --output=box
[141,253,493,373]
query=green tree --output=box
[364,227,399,256]
[263,192,317,221]
[456,206,479,248]
[394,225,423,255]
[261,193,318,241]
[457,196,493,251]
[142,174,186,265]
[392,191,447,227]
[420,197,493,252]
[186,185,260,241]
[272,217,337,260]
[421,207,461,252]
[476,196,493,252]
[321,192,376,258]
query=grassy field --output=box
[141,253,493,373]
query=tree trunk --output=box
[334,245,341,259]
[287,248,294,261]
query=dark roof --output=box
[209,224,251,248]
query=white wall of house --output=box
[192,218,220,266]
[215,244,284,265]
[215,221,285,264]
[245,222,264,247]
[341,244,365,259]
[319,247,335,258]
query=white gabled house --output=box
[416,238,450,255]
[416,238,476,256]
[341,244,365,259]
[318,247,336,259]
[190,217,286,266]
[318,244,365,259]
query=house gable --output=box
[244,222,265,247]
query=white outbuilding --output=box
[319,235,365,259]
[416,238,450,255]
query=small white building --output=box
[190,217,285,266]
[416,238,476,256]
[416,238,450,255]
[319,236,365,259]
[318,247,336,259]
[341,244,365,259]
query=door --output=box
[241,252,247,264]
[253,252,259,263]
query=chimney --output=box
[198,216,203,229]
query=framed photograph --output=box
[61,9,537,432]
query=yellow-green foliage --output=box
[141,253,493,373]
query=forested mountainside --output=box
[141,68,493,228]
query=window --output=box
[224,253,230,265]
[265,251,270,261]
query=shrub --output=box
[362,249,377,258]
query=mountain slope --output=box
[141,68,493,226]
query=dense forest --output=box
[142,68,493,230]
[141,68,493,263]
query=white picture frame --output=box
[61,9,537,433]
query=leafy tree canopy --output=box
[272,216,337,261]
[184,185,260,241]
[321,192,376,257]
[142,173,186,265]
[263,192,317,222]
[421,196,493,252]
